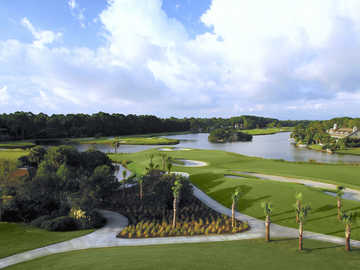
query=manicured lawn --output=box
[242,127,293,135]
[0,223,93,259]
[109,148,360,240]
[110,148,360,189]
[190,173,360,240]
[71,137,179,145]
[7,239,360,270]
[0,149,29,161]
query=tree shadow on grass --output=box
[271,237,297,242]
[191,173,227,193]
[303,244,343,252]
[313,204,337,213]
[271,209,294,218]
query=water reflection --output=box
[73,132,360,164]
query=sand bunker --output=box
[174,159,207,167]
[158,147,193,151]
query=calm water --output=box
[75,132,360,164]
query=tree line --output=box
[0,112,308,142]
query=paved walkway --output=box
[236,172,360,202]
[1,182,360,268]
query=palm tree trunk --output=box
[172,197,177,228]
[139,182,143,200]
[296,200,300,223]
[337,199,342,220]
[0,198,2,222]
[345,225,351,251]
[265,215,271,242]
[299,222,303,251]
[232,200,235,228]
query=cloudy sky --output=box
[1,0,360,119]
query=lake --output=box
[74,132,360,164]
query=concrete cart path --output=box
[236,172,360,202]
[1,185,360,269]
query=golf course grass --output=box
[0,149,29,161]
[109,148,360,240]
[242,127,293,135]
[6,239,360,270]
[0,223,93,259]
[71,137,179,145]
[110,148,360,189]
[0,141,35,149]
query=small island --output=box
[208,128,253,143]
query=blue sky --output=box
[0,0,360,120]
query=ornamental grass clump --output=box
[117,215,248,239]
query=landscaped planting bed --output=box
[111,174,248,239]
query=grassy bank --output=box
[0,223,93,258]
[308,144,360,156]
[242,127,293,135]
[7,239,360,270]
[0,149,29,161]
[335,147,360,156]
[0,141,35,149]
[71,137,179,145]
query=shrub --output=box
[30,215,52,228]
[42,216,78,231]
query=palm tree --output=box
[159,153,168,171]
[145,154,158,175]
[336,186,345,221]
[171,179,182,228]
[261,201,273,242]
[231,188,242,228]
[295,192,303,224]
[298,204,311,251]
[112,140,121,154]
[122,169,127,189]
[341,211,357,251]
[166,156,173,175]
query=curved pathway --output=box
[236,172,360,202]
[1,183,360,268]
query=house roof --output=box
[11,168,29,178]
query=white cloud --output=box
[0,86,9,104]
[1,0,360,118]
[21,17,62,48]
[68,0,86,28]
[68,0,76,10]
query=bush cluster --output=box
[30,210,105,231]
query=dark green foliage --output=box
[41,216,78,231]
[0,146,117,230]
[0,112,190,141]
[208,128,252,143]
[30,215,52,227]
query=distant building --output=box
[234,123,244,129]
[328,124,360,139]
